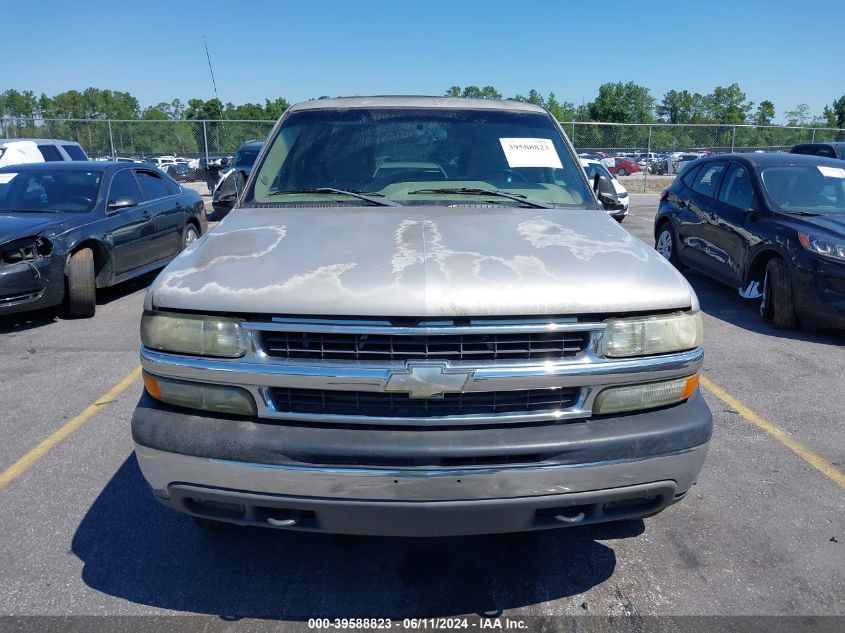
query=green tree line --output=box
[445,82,845,128]
[0,88,290,121]
[3,84,842,127]
[1,84,843,155]
[445,83,845,150]
[0,89,288,157]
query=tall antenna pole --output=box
[203,36,220,102]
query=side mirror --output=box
[233,170,247,199]
[108,196,138,212]
[593,173,625,211]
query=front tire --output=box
[183,223,199,248]
[66,248,96,318]
[617,168,627,177]
[655,222,682,268]
[760,258,798,329]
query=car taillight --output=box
[660,188,669,201]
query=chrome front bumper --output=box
[135,442,708,536]
[136,442,708,503]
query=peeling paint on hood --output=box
[149,205,698,317]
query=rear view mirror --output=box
[108,196,138,211]
[593,173,625,211]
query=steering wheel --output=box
[68,196,93,206]
[478,168,529,184]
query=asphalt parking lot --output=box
[0,195,843,623]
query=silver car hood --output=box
[149,205,698,317]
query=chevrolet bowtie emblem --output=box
[384,362,474,398]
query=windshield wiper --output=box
[267,187,400,207]
[783,210,821,216]
[408,187,554,209]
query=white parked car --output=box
[150,156,179,166]
[0,139,88,167]
[581,158,629,221]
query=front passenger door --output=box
[706,163,760,286]
[679,161,727,276]
[134,169,183,260]
[105,169,156,275]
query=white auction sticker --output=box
[0,173,17,184]
[499,138,563,169]
[818,165,845,179]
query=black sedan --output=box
[655,153,845,329]
[791,142,845,161]
[0,162,207,317]
[164,162,197,182]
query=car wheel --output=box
[760,258,798,329]
[183,224,199,248]
[655,223,681,268]
[617,168,627,176]
[66,248,96,318]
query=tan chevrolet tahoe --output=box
[132,96,711,536]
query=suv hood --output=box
[150,205,697,317]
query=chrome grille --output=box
[260,330,589,361]
[269,387,579,418]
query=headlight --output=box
[599,311,702,358]
[143,372,256,416]
[1,236,52,265]
[141,312,248,357]
[799,232,845,262]
[593,373,700,415]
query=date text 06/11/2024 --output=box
[307,618,528,630]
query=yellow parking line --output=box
[0,366,142,491]
[4,365,842,493]
[626,214,654,224]
[700,375,845,491]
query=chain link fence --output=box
[567,121,845,154]
[567,122,845,191]
[1,117,844,192]
[0,118,277,188]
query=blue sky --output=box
[5,0,841,122]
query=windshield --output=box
[760,165,845,214]
[0,169,103,213]
[248,108,593,208]
[234,147,260,169]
